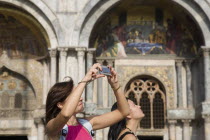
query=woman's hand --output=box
[82,63,105,82]
[107,66,120,89]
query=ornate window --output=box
[125,77,166,129]
[15,93,22,108]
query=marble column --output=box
[86,48,95,102]
[43,60,49,105]
[182,120,190,140]
[201,47,210,101]
[96,59,103,107]
[76,47,86,98]
[34,118,44,140]
[168,120,176,140]
[176,60,183,108]
[184,60,193,108]
[58,48,68,82]
[49,49,57,86]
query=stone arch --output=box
[0,52,44,105]
[0,66,36,96]
[0,0,60,48]
[76,0,210,47]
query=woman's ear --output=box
[57,102,63,109]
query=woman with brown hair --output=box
[45,63,130,140]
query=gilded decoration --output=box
[117,66,174,108]
[90,3,203,58]
[1,71,9,79]
[8,80,17,89]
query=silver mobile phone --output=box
[99,66,111,76]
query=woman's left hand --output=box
[107,66,120,89]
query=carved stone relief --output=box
[117,66,175,108]
[0,68,36,119]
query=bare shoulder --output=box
[84,115,98,127]
[123,134,137,140]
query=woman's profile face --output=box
[128,100,145,119]
[75,97,84,113]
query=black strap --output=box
[118,131,135,140]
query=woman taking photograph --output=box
[45,63,130,140]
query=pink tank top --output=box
[65,124,92,140]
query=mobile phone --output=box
[99,66,111,76]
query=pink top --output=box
[66,124,92,140]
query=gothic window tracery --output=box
[125,77,166,129]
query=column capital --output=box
[75,47,86,52]
[201,46,210,52]
[168,119,177,124]
[201,46,210,57]
[183,59,193,64]
[181,119,191,124]
[76,47,86,57]
[175,59,183,66]
[202,114,210,123]
[34,117,45,125]
[49,49,57,57]
[87,48,96,53]
[58,47,68,51]
[58,47,68,56]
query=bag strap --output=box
[59,119,95,140]
[78,119,95,137]
[118,131,135,140]
[60,124,68,140]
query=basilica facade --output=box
[0,0,210,140]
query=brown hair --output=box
[45,78,74,124]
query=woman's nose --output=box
[80,97,83,101]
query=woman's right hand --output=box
[82,63,105,82]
